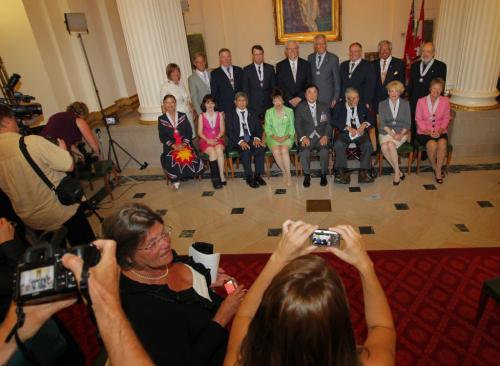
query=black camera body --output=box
[14,241,100,305]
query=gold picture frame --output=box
[273,0,341,44]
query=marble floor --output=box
[85,158,500,256]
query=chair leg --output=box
[224,158,228,179]
[416,151,422,174]
[228,158,235,179]
[445,150,452,175]
[89,180,94,192]
[408,152,413,175]
[103,174,113,200]
[378,152,383,176]
[236,158,240,170]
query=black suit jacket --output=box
[339,59,376,108]
[210,66,243,114]
[276,58,312,108]
[242,63,276,119]
[226,109,263,150]
[408,59,447,111]
[332,103,374,131]
[372,57,405,112]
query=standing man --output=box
[276,40,312,109]
[307,34,340,108]
[210,48,243,115]
[339,42,376,110]
[372,40,405,113]
[408,42,447,140]
[0,105,95,246]
[242,45,276,120]
[188,52,211,115]
[227,92,266,188]
[294,85,332,187]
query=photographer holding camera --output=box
[224,221,396,366]
[0,239,153,365]
[0,105,94,246]
[41,102,100,159]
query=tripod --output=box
[77,33,148,173]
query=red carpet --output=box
[58,247,500,366]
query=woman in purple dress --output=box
[197,95,226,189]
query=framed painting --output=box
[273,0,341,44]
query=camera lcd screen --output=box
[20,266,55,296]
[311,230,340,247]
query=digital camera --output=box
[310,229,341,248]
[13,230,100,305]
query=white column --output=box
[450,0,500,109]
[116,0,191,122]
[434,0,468,93]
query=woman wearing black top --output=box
[102,203,244,366]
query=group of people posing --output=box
[158,35,450,189]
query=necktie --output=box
[240,111,250,142]
[311,105,317,126]
[381,59,387,84]
[316,54,322,69]
[227,67,234,88]
[350,62,355,73]
[291,61,297,82]
[258,65,262,79]
[350,107,356,128]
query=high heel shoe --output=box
[400,172,406,181]
[393,172,405,186]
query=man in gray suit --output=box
[295,84,332,187]
[188,52,211,115]
[307,34,340,108]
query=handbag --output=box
[19,136,83,206]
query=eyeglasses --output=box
[138,225,173,251]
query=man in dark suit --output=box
[307,34,340,108]
[408,42,447,140]
[372,40,405,112]
[226,92,266,188]
[332,88,374,184]
[210,48,243,115]
[276,40,312,109]
[294,85,332,187]
[339,42,376,110]
[242,45,276,120]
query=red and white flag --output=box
[414,0,425,57]
[403,0,416,80]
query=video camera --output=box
[13,228,100,305]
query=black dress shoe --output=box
[320,174,328,186]
[221,181,227,186]
[246,177,259,188]
[303,174,311,187]
[254,174,266,186]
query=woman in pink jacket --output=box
[415,78,451,184]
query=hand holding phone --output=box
[310,229,341,248]
[224,279,238,295]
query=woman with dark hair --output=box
[264,89,295,186]
[159,94,204,189]
[102,203,245,366]
[415,78,451,184]
[224,221,396,366]
[197,94,226,189]
[160,63,195,134]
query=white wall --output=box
[0,0,136,122]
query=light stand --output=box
[64,12,147,173]
[76,33,148,172]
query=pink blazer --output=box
[415,95,451,135]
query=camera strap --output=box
[5,305,44,366]
[18,136,57,192]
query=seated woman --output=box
[160,63,195,136]
[102,203,245,366]
[378,80,411,185]
[197,95,226,189]
[159,94,204,190]
[415,78,451,184]
[224,221,396,366]
[264,89,295,186]
[41,101,100,157]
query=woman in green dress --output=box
[264,89,295,186]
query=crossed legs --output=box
[204,144,226,182]
[426,138,447,180]
[271,146,292,186]
[380,141,401,182]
